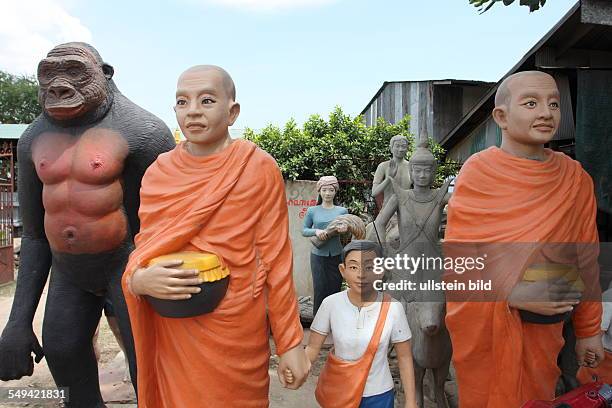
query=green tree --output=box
[0,71,41,124]
[470,0,546,13]
[245,107,459,216]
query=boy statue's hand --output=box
[277,345,310,390]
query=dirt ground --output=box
[0,278,456,408]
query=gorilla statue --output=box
[0,42,175,407]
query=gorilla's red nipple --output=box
[91,158,104,170]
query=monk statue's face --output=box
[174,68,239,147]
[494,74,561,146]
[390,138,408,160]
[411,164,434,188]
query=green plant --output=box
[245,107,459,216]
[0,71,41,124]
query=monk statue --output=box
[444,71,603,407]
[122,65,310,407]
[370,135,412,249]
[372,135,452,408]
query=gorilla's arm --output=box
[0,124,50,379]
[10,127,52,325]
[123,115,175,237]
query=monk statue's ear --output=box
[228,102,240,126]
[492,106,508,130]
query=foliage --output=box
[470,0,546,13]
[245,107,459,215]
[0,71,41,124]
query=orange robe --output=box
[121,140,303,407]
[444,146,602,408]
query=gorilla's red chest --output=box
[32,129,130,254]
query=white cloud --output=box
[200,0,338,12]
[0,0,92,75]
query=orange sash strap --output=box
[315,294,391,408]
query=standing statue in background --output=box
[370,135,412,249]
[303,176,348,315]
[373,136,453,408]
[0,42,175,407]
[372,135,412,206]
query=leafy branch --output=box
[470,0,546,13]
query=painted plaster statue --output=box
[308,213,366,249]
[0,42,175,407]
[444,71,603,407]
[371,135,412,250]
[373,136,452,408]
[302,176,348,315]
[122,65,310,407]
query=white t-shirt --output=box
[601,288,612,352]
[310,290,411,397]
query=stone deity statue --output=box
[372,136,453,408]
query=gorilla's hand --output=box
[0,324,44,380]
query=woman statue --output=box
[302,176,348,315]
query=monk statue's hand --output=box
[576,334,604,368]
[277,345,311,390]
[508,279,581,315]
[130,260,203,300]
[0,323,44,380]
[315,229,328,241]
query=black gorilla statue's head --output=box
[37,42,115,123]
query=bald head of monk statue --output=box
[492,71,561,160]
[174,65,240,156]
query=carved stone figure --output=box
[373,136,452,408]
[370,135,412,249]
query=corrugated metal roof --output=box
[360,79,494,115]
[0,124,29,140]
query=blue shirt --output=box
[302,205,348,256]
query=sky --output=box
[0,0,579,132]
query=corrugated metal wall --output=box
[363,81,434,139]
[447,117,501,162]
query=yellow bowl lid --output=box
[523,263,578,281]
[148,252,230,283]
